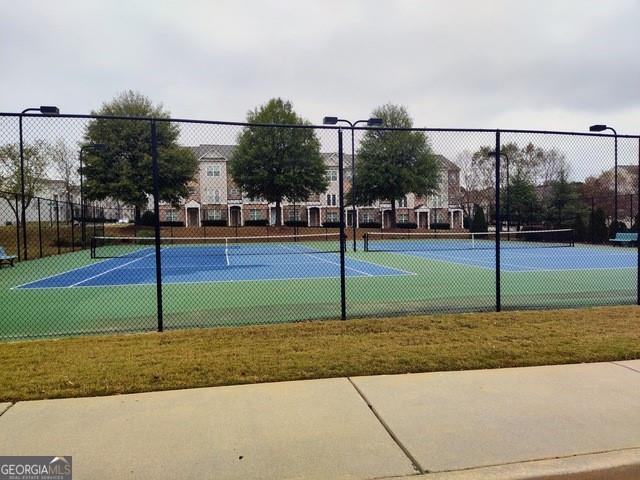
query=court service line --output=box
[68,251,158,288]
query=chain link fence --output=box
[0,112,638,339]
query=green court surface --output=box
[0,243,637,340]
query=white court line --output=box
[420,252,542,272]
[15,271,415,291]
[68,251,157,288]
[9,249,156,290]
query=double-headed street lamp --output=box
[488,151,510,231]
[322,116,383,251]
[19,105,60,259]
[589,124,618,233]
[79,143,106,247]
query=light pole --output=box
[489,151,509,231]
[19,105,60,259]
[590,124,618,233]
[323,116,383,251]
[79,143,106,247]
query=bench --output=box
[609,232,638,246]
[0,247,17,267]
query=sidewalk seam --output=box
[611,361,640,374]
[0,403,15,418]
[347,377,425,475]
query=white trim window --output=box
[206,164,221,177]
[362,211,374,223]
[398,212,409,223]
[326,194,337,206]
[397,196,408,208]
[207,209,222,220]
[249,208,262,221]
[326,211,339,222]
[288,209,302,221]
[229,187,240,196]
[326,169,338,182]
[166,210,178,221]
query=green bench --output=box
[0,247,17,267]
[609,232,638,246]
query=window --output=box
[326,194,337,206]
[250,209,261,221]
[326,211,339,222]
[398,213,409,223]
[206,165,221,177]
[207,209,221,220]
[397,196,408,208]
[166,210,177,221]
[229,187,240,196]
[250,196,264,203]
[288,209,302,221]
[326,169,338,182]
[362,211,374,223]
[204,188,220,203]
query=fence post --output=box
[69,197,75,252]
[151,120,164,332]
[55,199,61,255]
[338,128,347,320]
[495,130,501,312]
[19,114,28,260]
[14,195,21,261]
[37,197,43,258]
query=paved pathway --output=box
[1,361,639,479]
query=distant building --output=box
[158,145,463,229]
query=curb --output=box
[383,448,640,480]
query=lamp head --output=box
[589,124,607,132]
[39,106,60,115]
[323,116,338,125]
[367,118,383,127]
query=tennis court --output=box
[0,229,637,339]
[15,234,410,289]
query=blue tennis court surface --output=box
[383,244,637,272]
[16,244,412,289]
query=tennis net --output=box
[363,229,574,252]
[91,233,342,260]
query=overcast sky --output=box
[2,0,639,136]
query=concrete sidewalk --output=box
[1,361,639,479]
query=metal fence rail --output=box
[0,112,638,339]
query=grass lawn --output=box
[0,305,638,402]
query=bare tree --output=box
[0,140,49,218]
[49,139,79,200]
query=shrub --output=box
[589,208,608,243]
[137,210,156,226]
[244,219,268,226]
[284,220,307,227]
[396,222,417,229]
[572,214,586,242]
[429,222,451,230]
[202,220,227,227]
[159,221,184,227]
[470,205,488,232]
[322,221,341,228]
[359,221,382,228]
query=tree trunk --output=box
[134,206,141,223]
[275,199,281,226]
[390,200,397,229]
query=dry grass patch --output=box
[1,306,639,402]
